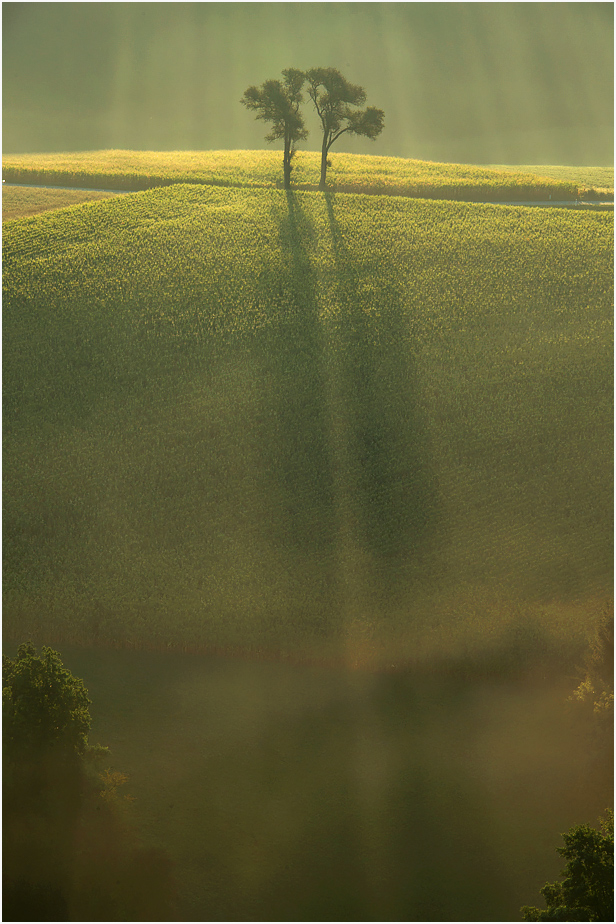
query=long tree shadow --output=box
[249,190,441,639]
[321,192,441,612]
[250,191,340,637]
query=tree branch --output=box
[327,127,349,151]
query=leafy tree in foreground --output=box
[304,67,384,190]
[241,68,308,189]
[521,810,614,921]
[3,642,177,921]
[3,641,93,759]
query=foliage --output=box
[1,148,583,201]
[2,182,612,663]
[241,69,308,188]
[521,811,614,921]
[304,67,384,189]
[99,767,136,804]
[3,642,92,758]
[569,602,614,747]
[3,642,177,921]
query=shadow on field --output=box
[321,192,441,613]
[246,192,340,638]
[251,190,440,636]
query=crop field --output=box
[1,148,583,201]
[491,164,614,196]
[2,184,120,221]
[3,182,613,667]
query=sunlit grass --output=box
[3,183,612,666]
[491,164,614,196]
[2,185,120,220]
[2,148,581,201]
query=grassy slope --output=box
[492,164,614,195]
[2,185,119,220]
[3,183,613,666]
[2,149,582,200]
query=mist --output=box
[3,2,613,164]
[3,4,613,921]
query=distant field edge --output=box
[6,149,613,200]
[2,164,598,203]
[1,168,245,194]
[0,621,591,681]
[4,179,613,212]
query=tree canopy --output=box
[3,641,92,758]
[241,66,384,190]
[304,67,384,189]
[3,641,177,921]
[241,68,308,189]
[521,811,614,921]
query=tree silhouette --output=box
[241,68,308,189]
[304,67,384,190]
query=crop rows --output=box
[2,186,119,221]
[491,164,614,197]
[3,184,613,664]
[2,149,581,201]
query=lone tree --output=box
[521,811,614,921]
[304,67,384,190]
[241,68,308,189]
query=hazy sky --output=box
[3,2,613,164]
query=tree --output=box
[521,811,614,921]
[241,68,308,189]
[569,602,614,750]
[304,67,384,190]
[3,642,178,921]
[3,642,93,759]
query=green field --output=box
[491,164,614,195]
[2,184,120,220]
[3,176,613,667]
[2,148,589,200]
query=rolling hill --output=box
[3,176,613,667]
[1,148,589,200]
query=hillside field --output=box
[1,148,591,201]
[1,184,119,220]
[3,177,613,668]
[491,164,614,198]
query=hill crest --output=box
[3,148,601,201]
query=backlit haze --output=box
[3,1,613,165]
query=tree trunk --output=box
[283,136,291,189]
[319,133,329,190]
